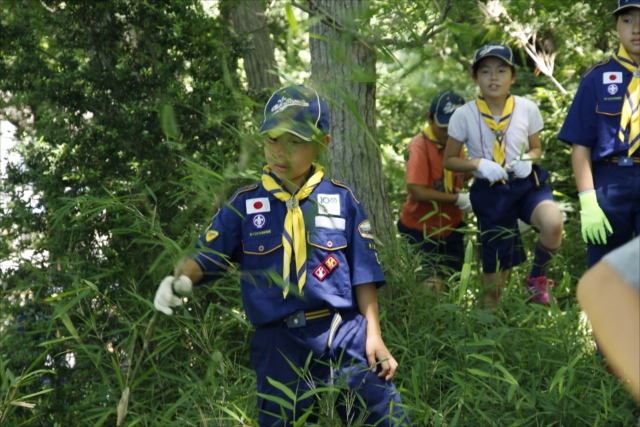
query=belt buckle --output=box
[618,156,633,167]
[286,310,306,328]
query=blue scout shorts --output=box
[250,309,410,427]
[587,160,640,267]
[397,220,466,277]
[470,165,554,273]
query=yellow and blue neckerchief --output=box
[261,163,325,297]
[612,44,640,156]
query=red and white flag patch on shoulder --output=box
[246,198,270,214]
[603,72,622,84]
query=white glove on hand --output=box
[476,159,508,183]
[507,154,532,178]
[454,192,473,213]
[154,275,193,316]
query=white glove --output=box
[475,159,508,183]
[153,275,193,316]
[507,154,532,178]
[454,192,473,213]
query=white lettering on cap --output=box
[271,97,309,114]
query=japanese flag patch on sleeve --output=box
[603,72,622,84]
[246,198,270,214]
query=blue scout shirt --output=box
[192,173,385,327]
[558,58,635,160]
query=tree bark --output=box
[229,0,280,93]
[309,0,394,241]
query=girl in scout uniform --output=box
[443,43,564,310]
[153,85,410,426]
[559,0,640,269]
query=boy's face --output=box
[617,9,640,62]
[264,132,329,190]
[426,113,449,145]
[473,57,516,101]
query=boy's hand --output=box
[579,191,613,245]
[507,154,533,178]
[476,159,509,183]
[366,335,398,381]
[153,275,193,315]
[454,192,473,213]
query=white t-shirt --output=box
[448,95,543,165]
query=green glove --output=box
[579,190,613,245]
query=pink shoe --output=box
[525,276,555,306]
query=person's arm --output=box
[179,258,204,284]
[408,184,458,204]
[443,137,481,172]
[571,144,595,193]
[577,262,640,402]
[525,132,542,159]
[354,283,397,381]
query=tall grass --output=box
[2,161,639,426]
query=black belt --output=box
[283,308,333,328]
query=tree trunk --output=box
[229,0,280,93]
[309,0,394,241]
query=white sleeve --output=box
[602,236,640,293]
[528,100,544,135]
[447,106,469,143]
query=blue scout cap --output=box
[472,43,515,69]
[259,85,330,141]
[613,0,640,14]
[429,91,465,127]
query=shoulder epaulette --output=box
[331,179,360,204]
[228,184,259,204]
[583,58,610,78]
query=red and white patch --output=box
[313,264,329,281]
[246,198,270,214]
[603,72,622,84]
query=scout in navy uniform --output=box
[443,43,564,309]
[153,85,410,426]
[558,0,640,269]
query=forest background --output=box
[1,0,638,426]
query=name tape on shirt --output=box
[317,194,341,216]
[246,197,271,214]
[315,216,346,230]
[603,72,622,84]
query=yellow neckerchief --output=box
[423,124,454,193]
[261,163,325,297]
[612,44,640,156]
[476,93,514,168]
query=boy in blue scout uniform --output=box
[443,43,564,309]
[558,0,640,269]
[153,85,410,426]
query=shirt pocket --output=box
[241,236,284,297]
[307,230,350,295]
[595,101,623,147]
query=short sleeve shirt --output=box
[399,132,465,237]
[602,236,640,293]
[558,58,632,161]
[191,172,385,326]
[448,95,543,165]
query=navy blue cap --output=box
[429,91,465,127]
[472,43,514,69]
[259,85,330,141]
[613,0,640,14]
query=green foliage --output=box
[1,0,638,425]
